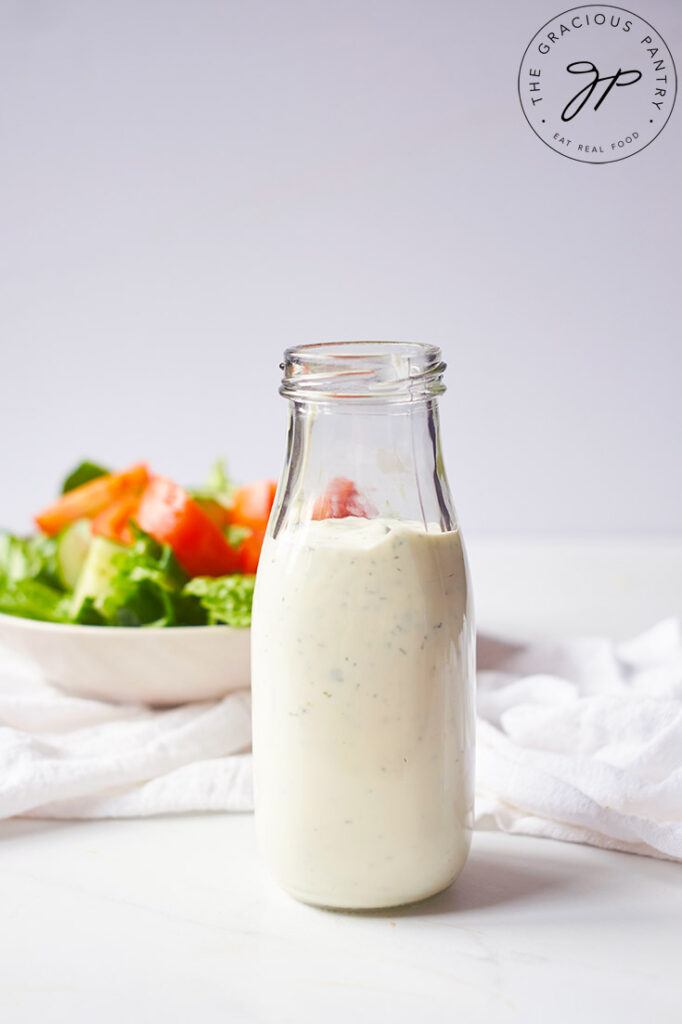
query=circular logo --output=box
[518,5,677,163]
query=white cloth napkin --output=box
[0,621,680,861]
[0,664,253,819]
[476,619,682,861]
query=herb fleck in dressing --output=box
[251,516,474,910]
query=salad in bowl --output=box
[0,460,276,703]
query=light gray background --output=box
[1,0,680,535]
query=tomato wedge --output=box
[136,476,241,577]
[311,477,373,520]
[223,480,276,575]
[35,463,149,536]
[229,480,277,529]
[195,498,231,531]
[91,493,141,546]
[236,524,267,575]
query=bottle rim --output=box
[280,341,446,402]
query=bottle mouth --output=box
[280,341,446,403]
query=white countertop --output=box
[1,539,681,1023]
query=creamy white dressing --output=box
[251,516,474,909]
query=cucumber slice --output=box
[56,520,93,590]
[71,536,123,615]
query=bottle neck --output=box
[271,396,456,538]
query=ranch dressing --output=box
[251,515,474,909]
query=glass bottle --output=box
[251,342,474,910]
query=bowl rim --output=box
[0,610,250,636]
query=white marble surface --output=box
[1,539,681,1022]
[1,816,680,1023]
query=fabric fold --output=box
[0,620,679,861]
[475,619,682,861]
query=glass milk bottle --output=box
[251,342,474,909]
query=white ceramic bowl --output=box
[0,612,251,705]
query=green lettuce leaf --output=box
[189,457,234,508]
[61,461,111,494]
[183,574,255,627]
[0,531,68,622]
[0,532,63,590]
[93,527,206,627]
[0,578,70,623]
[225,523,251,550]
[71,596,107,626]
